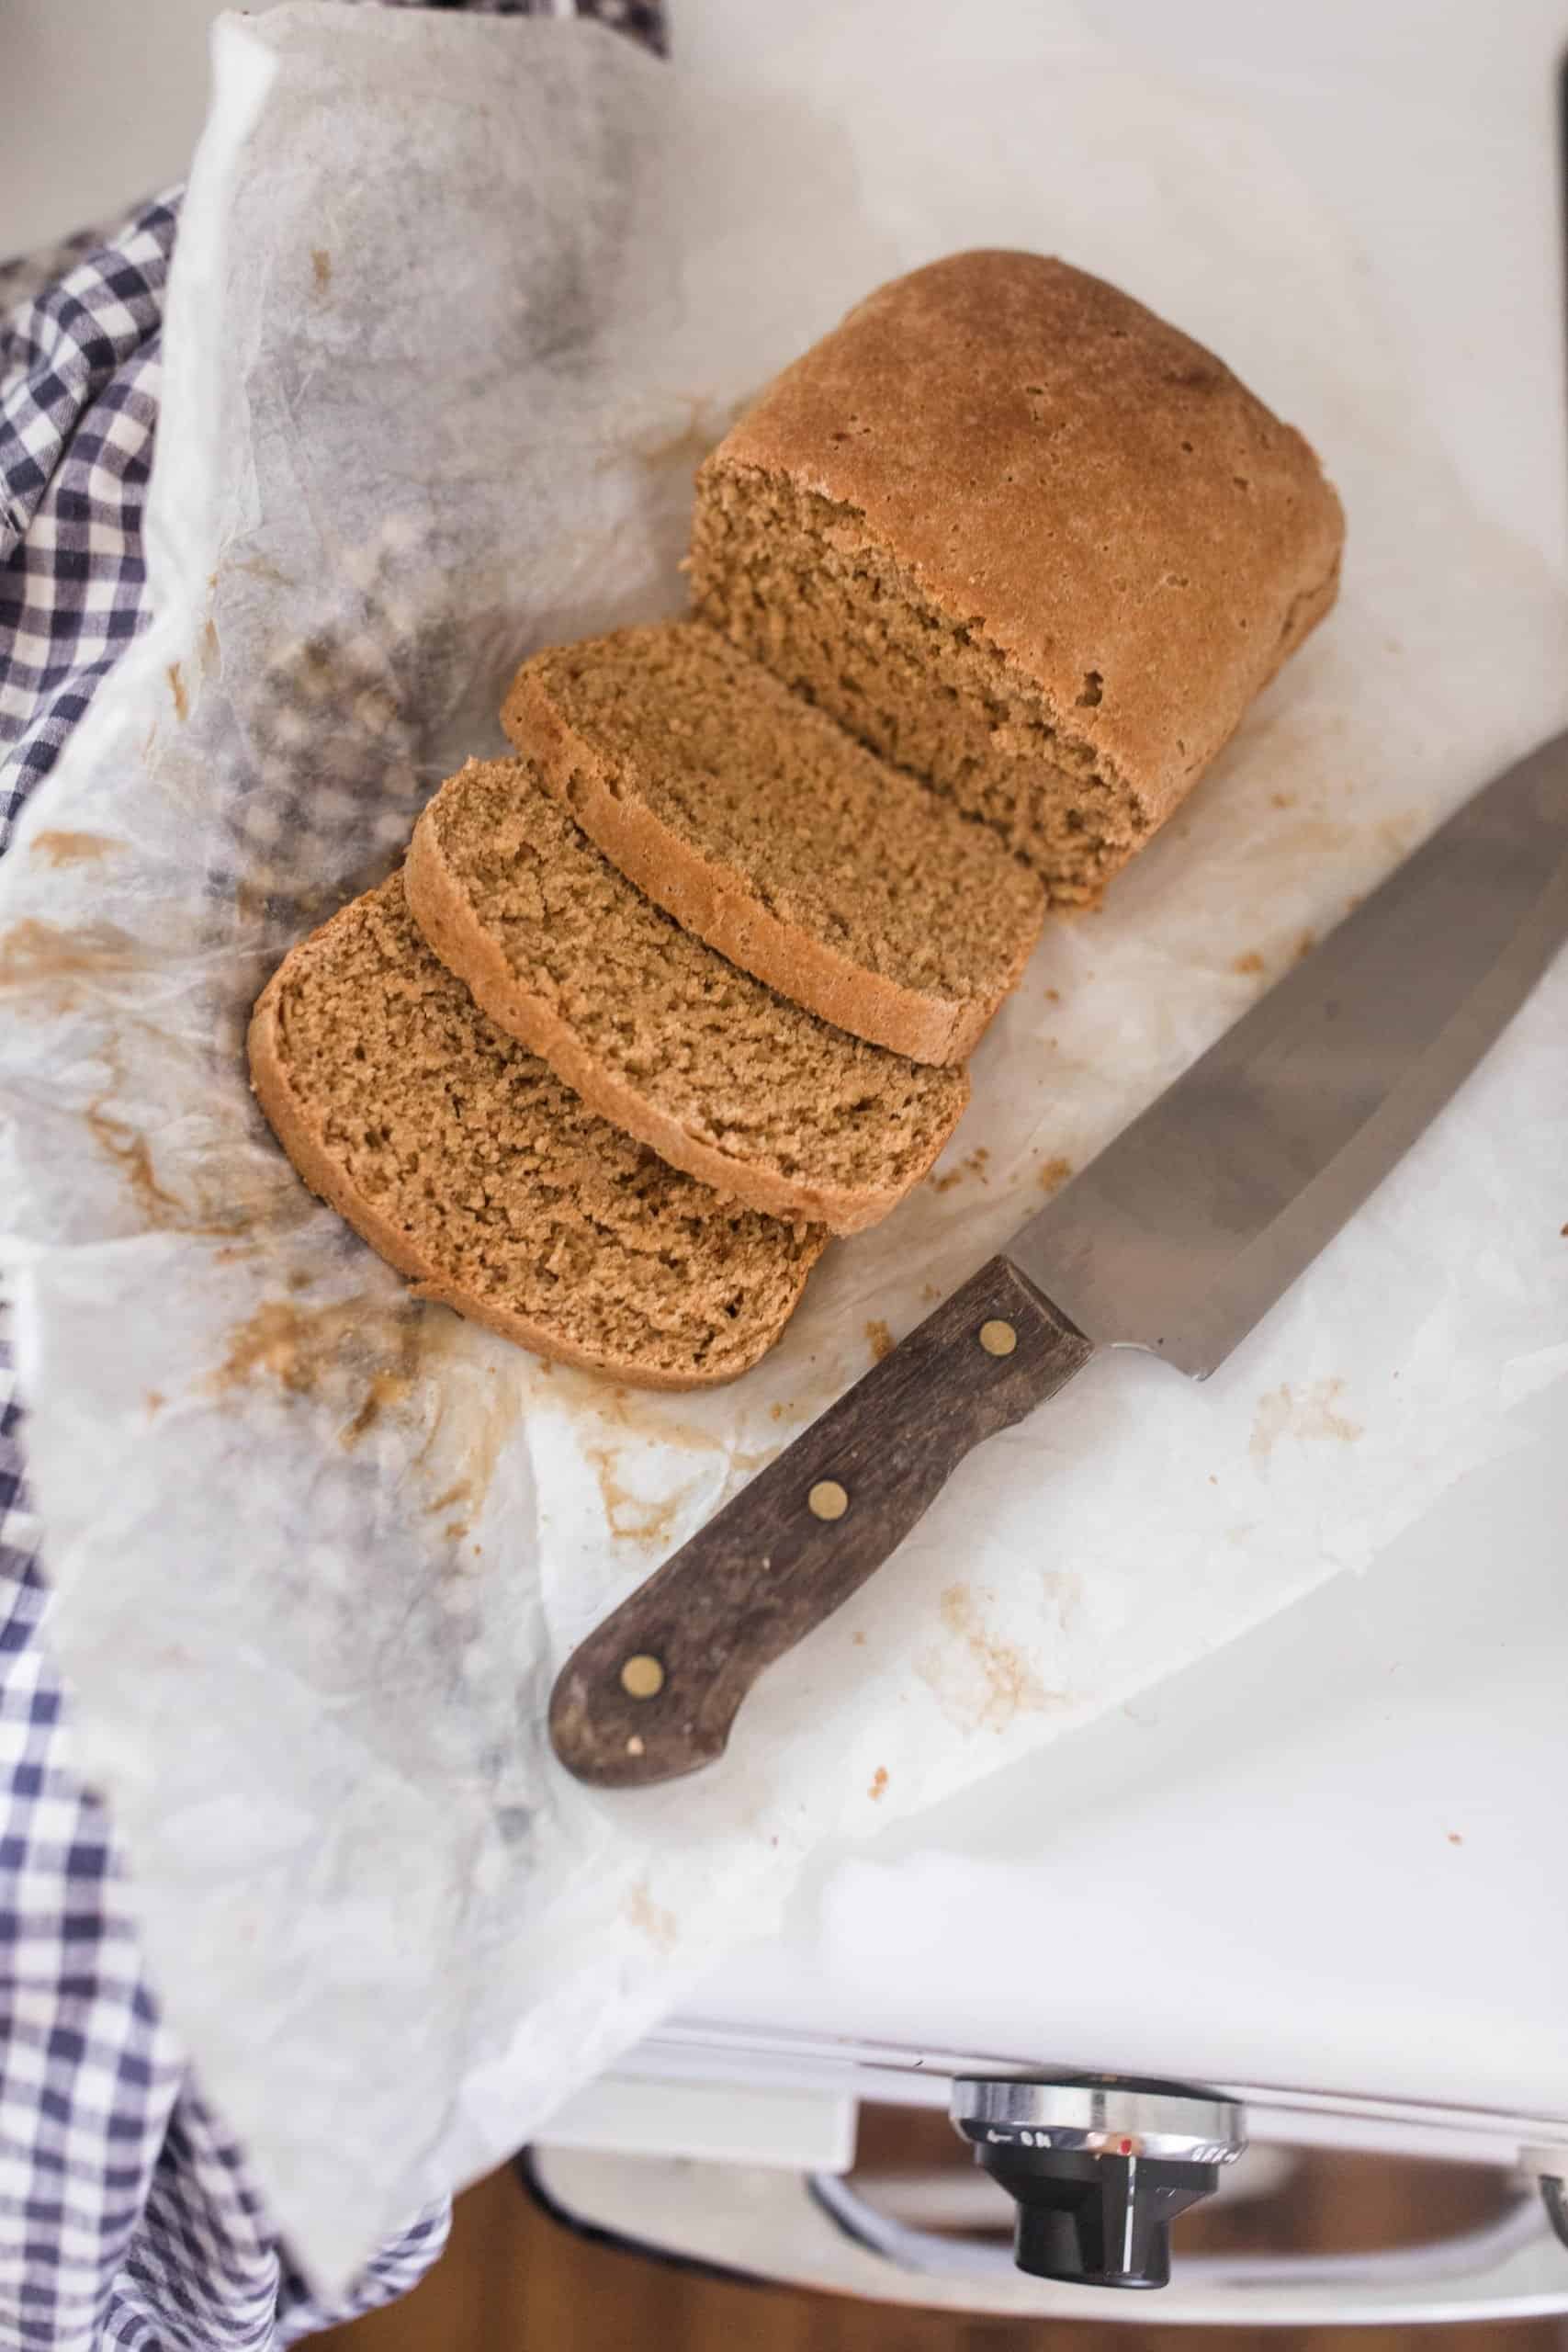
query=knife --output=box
[550,733,1568,1789]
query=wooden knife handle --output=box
[549,1257,1094,1789]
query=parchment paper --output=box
[1,0,1565,2290]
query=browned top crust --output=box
[702,250,1344,820]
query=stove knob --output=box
[950,2073,1247,2290]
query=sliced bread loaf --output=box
[690,251,1344,906]
[248,874,826,1389]
[503,622,1045,1065]
[404,758,970,1234]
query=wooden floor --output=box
[320,2110,1568,2352]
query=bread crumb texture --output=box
[507,620,1043,1061]
[408,758,969,1232]
[249,876,824,1387]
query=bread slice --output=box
[690,250,1345,906]
[503,622,1045,1065]
[404,758,969,1234]
[248,875,826,1390]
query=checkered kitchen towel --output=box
[0,4,664,2344]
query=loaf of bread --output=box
[248,875,826,1389]
[404,757,970,1234]
[690,250,1344,906]
[504,622,1044,1064]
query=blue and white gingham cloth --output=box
[0,2,664,2341]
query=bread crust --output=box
[694,250,1344,840]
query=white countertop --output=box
[694,1380,1568,2117]
[685,0,1568,2111]
[10,0,1568,2117]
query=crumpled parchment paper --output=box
[1,0,1564,2290]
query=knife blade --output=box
[550,731,1568,1789]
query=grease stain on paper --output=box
[626,1881,678,1953]
[578,1385,716,1452]
[81,1051,288,1238]
[211,1292,535,1534]
[583,1445,701,1548]
[541,1377,782,1546]
[341,1372,412,1447]
[1040,1567,1084,1634]
[0,920,146,1000]
[84,1101,187,1226]
[29,831,119,867]
[399,1309,536,1531]
[726,1440,783,1484]
[917,1582,1058,1735]
[1249,1377,1362,1463]
[212,1295,414,1400]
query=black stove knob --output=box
[950,2073,1247,2291]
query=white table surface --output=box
[9,0,1568,2120]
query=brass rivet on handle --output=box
[808,1478,850,1521]
[620,1653,665,1700]
[979,1318,1018,1357]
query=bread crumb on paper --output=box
[932,1146,990,1195]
